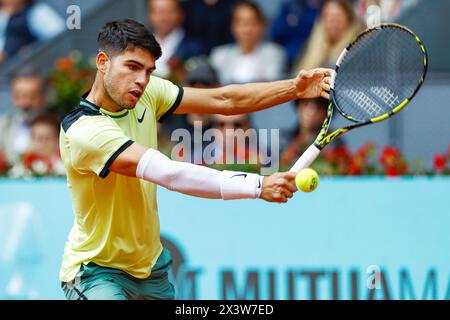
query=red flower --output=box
[23,153,54,171]
[322,148,335,162]
[385,165,399,177]
[0,151,8,172]
[55,57,74,72]
[325,146,350,165]
[379,145,400,167]
[378,145,410,176]
[347,158,362,175]
[433,154,447,173]
[358,142,376,157]
[334,145,351,160]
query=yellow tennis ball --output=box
[295,168,319,192]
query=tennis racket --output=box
[290,23,428,173]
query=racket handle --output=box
[289,144,321,173]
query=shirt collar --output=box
[80,91,129,119]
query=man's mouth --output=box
[129,89,143,99]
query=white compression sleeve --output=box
[136,149,263,200]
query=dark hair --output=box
[97,19,162,59]
[322,0,357,24]
[232,0,266,25]
[10,67,42,82]
[186,62,219,86]
[10,69,47,93]
[30,112,61,134]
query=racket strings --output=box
[334,26,425,122]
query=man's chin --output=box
[119,101,138,110]
[124,94,141,108]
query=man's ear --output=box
[97,51,110,74]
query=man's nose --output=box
[135,73,148,88]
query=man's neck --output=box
[86,78,122,113]
[239,42,259,55]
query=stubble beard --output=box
[103,75,134,110]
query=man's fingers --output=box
[282,172,297,181]
[282,189,294,199]
[300,69,315,79]
[300,68,334,81]
[315,68,334,77]
[321,91,330,100]
[321,83,331,92]
[281,173,297,193]
[283,179,298,193]
[271,192,287,203]
[279,194,288,203]
[288,181,298,193]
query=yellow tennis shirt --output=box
[59,76,183,283]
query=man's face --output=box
[322,1,351,44]
[101,47,156,111]
[11,76,45,112]
[31,122,59,158]
[213,114,250,135]
[148,0,183,38]
[232,5,265,50]
[0,0,26,8]
[298,100,327,131]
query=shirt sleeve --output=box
[66,116,133,178]
[141,76,184,123]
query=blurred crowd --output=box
[0,0,420,177]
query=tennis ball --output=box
[295,168,319,192]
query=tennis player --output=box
[60,19,332,300]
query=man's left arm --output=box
[175,68,333,115]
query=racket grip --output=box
[289,144,321,173]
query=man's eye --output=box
[128,65,138,71]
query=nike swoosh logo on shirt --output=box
[137,109,147,123]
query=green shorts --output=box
[61,248,175,300]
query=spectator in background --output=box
[210,0,287,85]
[293,0,361,72]
[13,112,64,176]
[271,0,321,68]
[160,59,218,160]
[210,0,296,150]
[0,72,46,164]
[183,60,217,133]
[280,98,345,167]
[210,113,258,165]
[181,0,236,53]
[0,0,64,63]
[147,0,206,80]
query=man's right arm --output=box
[64,116,297,203]
[109,142,298,203]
